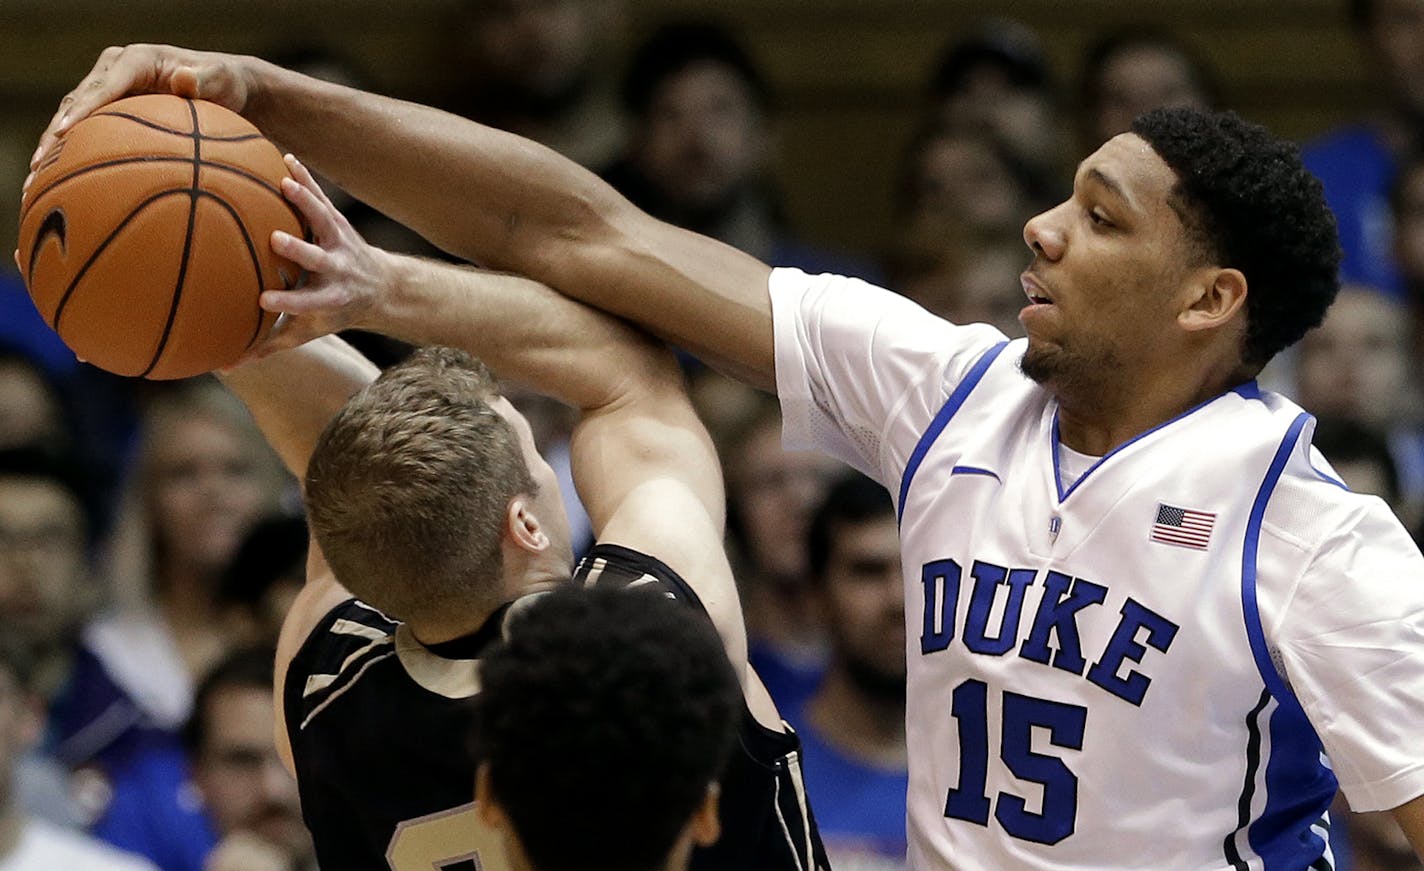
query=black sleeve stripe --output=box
[287,599,400,730]
[298,650,398,731]
[574,543,709,615]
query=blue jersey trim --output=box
[1239,411,1337,869]
[950,465,1001,481]
[1241,412,1309,702]
[1053,379,1261,503]
[897,342,1008,525]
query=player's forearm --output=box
[218,335,378,480]
[242,60,777,389]
[364,254,673,413]
[245,61,601,277]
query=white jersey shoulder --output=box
[770,267,1424,870]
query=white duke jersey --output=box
[769,268,1424,870]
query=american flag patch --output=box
[1150,504,1215,550]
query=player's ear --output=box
[505,496,550,555]
[1179,267,1247,334]
[474,763,509,831]
[689,783,722,848]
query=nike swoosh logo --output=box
[27,208,67,286]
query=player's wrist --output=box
[354,248,417,336]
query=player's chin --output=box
[1019,341,1061,385]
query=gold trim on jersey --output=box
[394,623,482,699]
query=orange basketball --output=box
[17,94,306,379]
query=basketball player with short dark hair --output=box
[471,583,742,871]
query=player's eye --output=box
[1088,208,1114,228]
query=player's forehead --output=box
[1073,132,1179,214]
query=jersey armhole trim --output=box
[1241,412,1312,711]
[897,341,1008,526]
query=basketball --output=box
[17,94,306,379]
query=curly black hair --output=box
[470,585,741,871]
[1131,107,1341,369]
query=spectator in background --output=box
[1304,0,1424,297]
[0,640,156,871]
[187,649,312,871]
[1292,285,1424,524]
[451,0,627,169]
[0,350,72,454]
[604,20,877,278]
[884,232,1026,338]
[722,396,844,712]
[215,515,308,648]
[792,473,908,870]
[0,448,98,831]
[1312,417,1403,508]
[0,346,128,531]
[895,123,1041,242]
[1391,147,1424,351]
[928,19,1067,206]
[1078,27,1219,151]
[94,648,312,871]
[886,120,1040,338]
[49,381,289,783]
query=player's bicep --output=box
[1392,793,1424,861]
[570,375,725,536]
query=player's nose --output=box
[1023,207,1065,262]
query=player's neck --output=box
[807,667,907,768]
[1055,363,1247,457]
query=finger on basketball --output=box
[259,287,337,316]
[271,229,328,273]
[283,155,339,215]
[280,178,340,242]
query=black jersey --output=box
[285,547,830,871]
[284,598,513,871]
[573,544,832,871]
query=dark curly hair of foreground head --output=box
[470,585,741,871]
[1131,107,1341,369]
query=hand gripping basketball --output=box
[18,94,307,378]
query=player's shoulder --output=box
[1252,392,1406,551]
[770,266,1009,353]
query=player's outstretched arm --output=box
[32,44,777,390]
[264,157,754,682]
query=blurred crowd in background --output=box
[2,1,1424,870]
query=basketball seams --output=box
[51,189,192,330]
[140,100,204,378]
[197,192,270,352]
[93,108,263,142]
[21,158,286,229]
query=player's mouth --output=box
[1021,272,1053,306]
